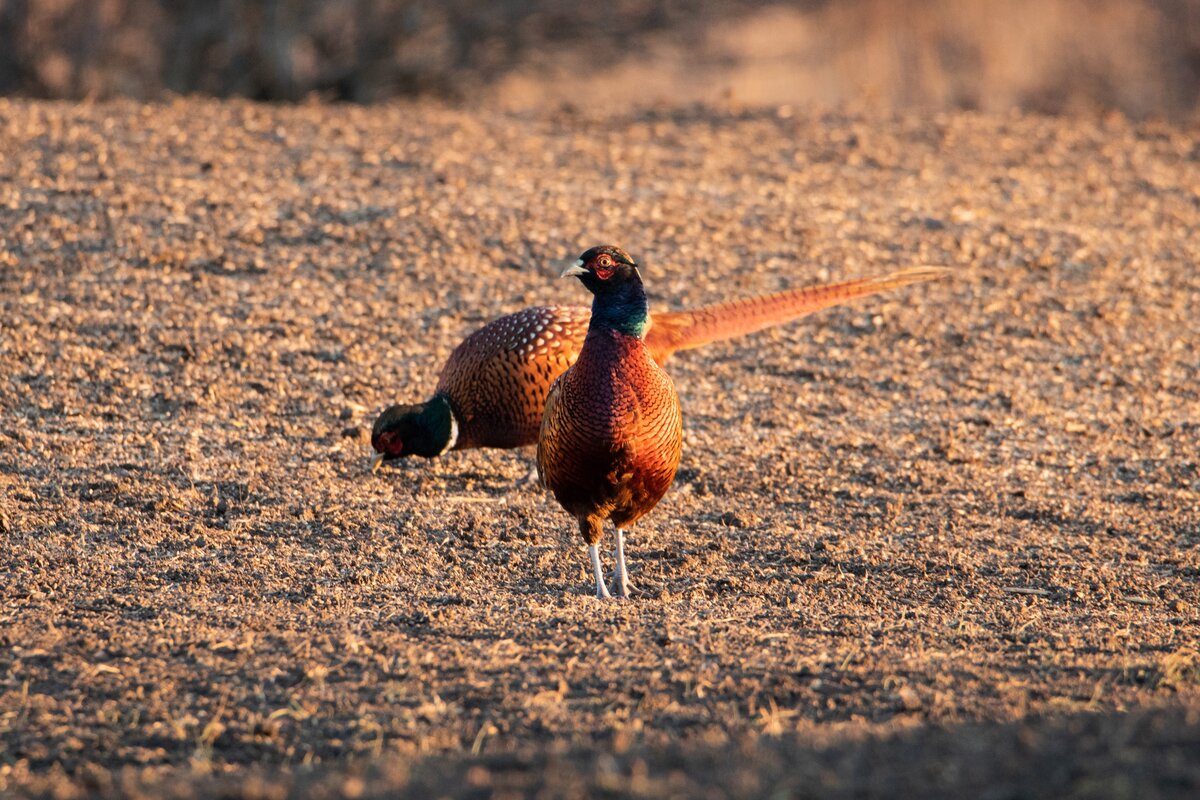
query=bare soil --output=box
[1,99,1198,798]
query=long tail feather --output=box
[645,266,950,363]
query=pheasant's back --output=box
[436,306,591,449]
[537,330,683,534]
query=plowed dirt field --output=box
[1,99,1198,798]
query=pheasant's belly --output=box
[541,335,683,526]
[552,403,680,510]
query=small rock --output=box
[898,686,922,710]
[718,510,756,528]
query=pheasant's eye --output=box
[592,254,617,279]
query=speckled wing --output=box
[436,306,592,449]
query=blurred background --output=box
[0,0,1197,118]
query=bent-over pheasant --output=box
[537,245,682,599]
[370,264,947,468]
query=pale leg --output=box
[589,544,612,599]
[613,529,633,599]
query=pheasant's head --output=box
[369,396,457,470]
[562,245,648,337]
[561,245,640,292]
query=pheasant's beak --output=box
[369,451,385,473]
[561,260,587,278]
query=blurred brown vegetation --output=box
[0,0,1198,116]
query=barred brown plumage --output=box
[536,246,683,599]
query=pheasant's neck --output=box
[413,395,460,457]
[590,281,650,339]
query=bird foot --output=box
[608,570,634,599]
[595,582,613,600]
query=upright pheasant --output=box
[370,264,947,468]
[537,246,682,599]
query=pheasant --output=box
[536,245,682,599]
[370,264,947,468]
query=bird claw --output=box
[590,539,634,599]
[593,583,632,600]
[609,571,634,599]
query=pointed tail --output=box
[645,266,950,364]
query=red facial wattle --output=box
[373,431,404,456]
